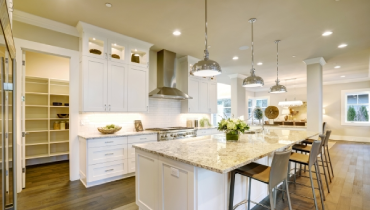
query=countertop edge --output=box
[133,132,318,174]
[78,131,158,140]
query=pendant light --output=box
[243,18,264,87]
[269,40,287,93]
[191,0,222,77]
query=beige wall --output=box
[25,51,69,80]
[254,81,370,139]
[13,21,79,51]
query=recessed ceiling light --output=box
[341,75,345,77]
[338,44,347,48]
[173,30,181,36]
[135,49,137,52]
[105,3,112,7]
[239,45,249,50]
[322,31,333,36]
[257,62,263,65]
[114,43,116,46]
[292,55,296,57]
[334,65,341,68]
[232,56,238,60]
[93,38,96,40]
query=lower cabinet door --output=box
[87,159,128,182]
[128,158,135,173]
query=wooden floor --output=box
[17,161,136,210]
[17,140,370,210]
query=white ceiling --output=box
[14,0,370,91]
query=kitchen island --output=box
[133,129,317,210]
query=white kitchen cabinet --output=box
[77,21,153,112]
[108,61,128,111]
[127,65,148,112]
[196,128,221,136]
[81,56,108,112]
[208,82,217,113]
[79,134,157,188]
[177,56,218,114]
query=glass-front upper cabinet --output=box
[129,47,148,66]
[108,39,126,64]
[83,33,107,60]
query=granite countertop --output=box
[133,129,318,174]
[264,125,307,128]
[195,127,218,130]
[78,131,158,140]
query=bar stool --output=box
[229,150,292,210]
[293,130,332,193]
[287,140,325,210]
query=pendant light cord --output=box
[276,40,279,84]
[204,0,209,59]
[251,20,254,73]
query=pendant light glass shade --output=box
[269,40,287,93]
[192,0,221,77]
[243,18,264,87]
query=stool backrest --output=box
[322,122,326,134]
[269,150,291,188]
[323,130,331,146]
[309,135,325,167]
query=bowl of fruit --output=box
[97,124,122,134]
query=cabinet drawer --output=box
[88,137,127,148]
[88,144,127,165]
[128,158,135,173]
[87,159,128,182]
[127,134,157,144]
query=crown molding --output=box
[228,74,247,79]
[13,9,79,37]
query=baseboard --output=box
[82,172,135,188]
[330,135,370,143]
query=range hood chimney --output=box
[149,49,192,100]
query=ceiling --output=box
[14,0,370,91]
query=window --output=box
[247,97,269,121]
[211,83,231,126]
[341,89,370,126]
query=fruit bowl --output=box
[97,125,122,134]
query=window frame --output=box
[341,88,370,126]
[247,96,270,121]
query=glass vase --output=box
[226,132,239,141]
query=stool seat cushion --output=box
[235,162,270,183]
[289,152,309,165]
[293,144,312,152]
[302,139,315,144]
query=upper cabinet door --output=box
[127,66,148,112]
[188,78,199,113]
[83,33,108,60]
[198,81,209,113]
[108,62,128,112]
[107,39,127,64]
[208,82,217,113]
[82,56,108,111]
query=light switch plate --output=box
[171,167,179,178]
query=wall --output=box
[79,98,210,136]
[25,51,69,80]
[254,81,370,141]
[13,21,79,51]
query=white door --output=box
[108,61,127,112]
[127,65,148,112]
[199,81,208,113]
[21,51,26,188]
[188,78,199,113]
[82,56,108,111]
[208,82,217,113]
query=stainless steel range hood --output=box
[149,49,192,100]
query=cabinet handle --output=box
[105,53,107,59]
[105,104,107,111]
[105,169,114,172]
[105,141,113,143]
[105,153,114,156]
[109,53,111,60]
[140,138,147,140]
[109,104,111,111]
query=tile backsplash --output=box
[79,98,211,135]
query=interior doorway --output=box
[20,50,70,189]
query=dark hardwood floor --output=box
[17,161,136,210]
[16,140,369,210]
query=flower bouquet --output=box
[217,116,249,141]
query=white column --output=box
[303,57,326,133]
[229,74,246,118]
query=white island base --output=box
[135,149,271,210]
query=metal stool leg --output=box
[309,167,319,210]
[315,163,326,210]
[269,186,275,210]
[228,171,236,210]
[284,179,293,210]
[320,151,330,193]
[326,145,334,177]
[247,177,252,210]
